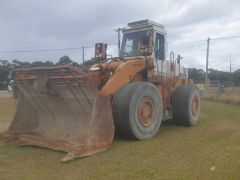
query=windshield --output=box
[120,30,153,57]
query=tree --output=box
[31,61,45,67]
[0,60,11,89]
[188,67,240,86]
[56,56,73,65]
[44,61,54,67]
[208,68,232,82]
[0,59,8,66]
[80,57,98,69]
[188,68,205,82]
[72,61,80,67]
[12,59,31,68]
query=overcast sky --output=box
[0,0,240,71]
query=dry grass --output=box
[0,97,15,133]
[0,97,240,179]
[202,92,240,105]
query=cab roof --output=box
[122,19,167,35]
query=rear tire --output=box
[172,85,200,126]
[112,82,163,140]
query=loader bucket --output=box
[5,65,114,162]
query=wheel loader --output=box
[6,20,200,162]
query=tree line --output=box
[188,68,240,86]
[0,56,78,89]
[0,56,240,89]
[0,56,100,89]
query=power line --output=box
[171,34,240,45]
[0,43,118,54]
[211,34,240,41]
[0,33,239,53]
[230,57,240,60]
[208,56,240,61]
[0,47,86,53]
[171,39,205,45]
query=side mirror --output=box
[140,35,153,56]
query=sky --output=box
[0,0,240,71]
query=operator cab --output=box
[120,19,187,78]
[120,20,166,60]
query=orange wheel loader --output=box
[6,20,200,162]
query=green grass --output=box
[0,98,240,180]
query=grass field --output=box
[0,96,240,180]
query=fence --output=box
[195,80,240,94]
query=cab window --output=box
[155,33,165,60]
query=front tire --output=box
[112,82,163,140]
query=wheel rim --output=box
[138,97,155,127]
[191,95,199,117]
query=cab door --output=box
[154,33,166,76]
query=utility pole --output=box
[82,47,85,62]
[117,28,121,57]
[229,59,234,89]
[230,59,232,73]
[205,37,210,92]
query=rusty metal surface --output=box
[6,65,114,162]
